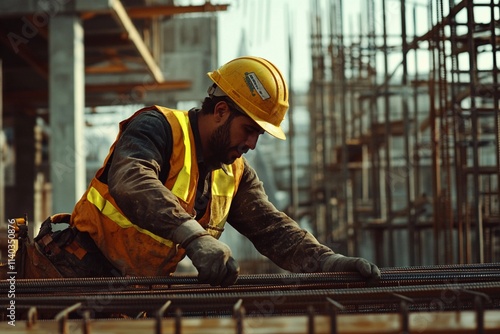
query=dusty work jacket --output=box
[71,106,244,276]
[71,106,335,277]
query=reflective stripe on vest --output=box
[87,187,174,247]
[170,110,192,201]
[213,165,235,197]
[210,164,235,232]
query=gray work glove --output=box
[321,253,381,283]
[173,220,239,287]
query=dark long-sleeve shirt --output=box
[106,108,334,273]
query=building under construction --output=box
[1,0,500,333]
[307,0,500,268]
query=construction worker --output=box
[26,56,381,286]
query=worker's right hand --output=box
[321,253,381,284]
[184,235,240,287]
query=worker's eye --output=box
[245,127,261,136]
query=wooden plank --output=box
[109,0,164,83]
[127,3,230,18]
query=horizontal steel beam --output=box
[127,3,229,18]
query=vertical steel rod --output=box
[233,299,245,334]
[54,302,82,334]
[82,310,90,334]
[392,293,414,334]
[175,308,182,334]
[155,300,171,334]
[327,297,345,334]
[475,295,484,334]
[307,305,315,334]
[26,306,37,329]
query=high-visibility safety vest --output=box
[71,106,244,276]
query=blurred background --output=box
[0,0,499,273]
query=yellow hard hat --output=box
[207,56,289,140]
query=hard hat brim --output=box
[248,113,287,140]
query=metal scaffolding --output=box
[309,0,500,267]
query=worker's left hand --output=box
[184,235,240,287]
[173,219,240,287]
[321,254,381,282]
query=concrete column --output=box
[49,15,85,213]
[14,112,36,236]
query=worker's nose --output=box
[245,132,259,150]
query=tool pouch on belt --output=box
[34,213,120,278]
[0,215,64,279]
[21,237,64,279]
[27,214,71,279]
[34,213,73,257]
[32,213,87,278]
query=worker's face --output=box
[209,104,263,165]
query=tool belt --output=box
[33,213,120,278]
[0,214,63,279]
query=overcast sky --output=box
[216,0,312,92]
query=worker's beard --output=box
[208,113,238,166]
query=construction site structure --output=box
[307,0,500,267]
[1,1,500,333]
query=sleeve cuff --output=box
[320,253,344,272]
[172,220,210,248]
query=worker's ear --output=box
[213,101,231,122]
